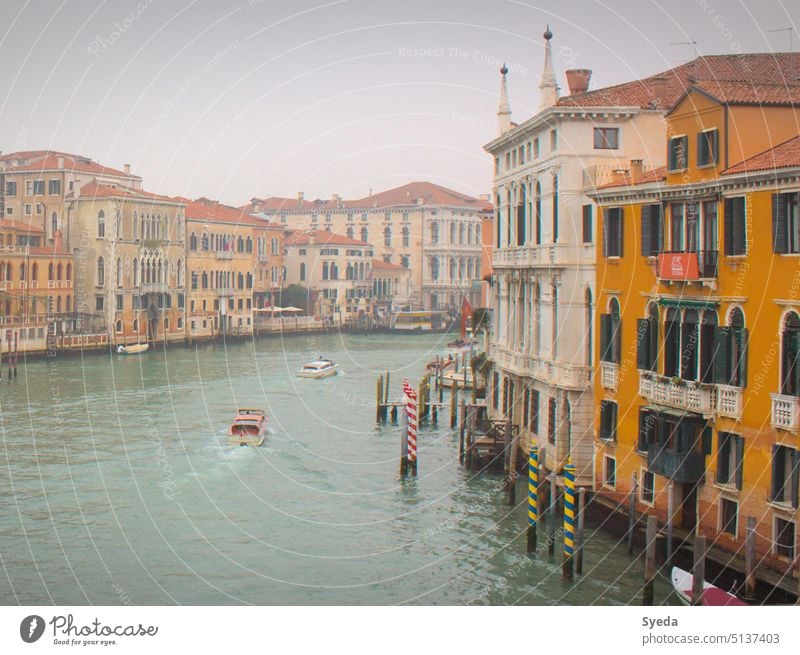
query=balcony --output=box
[257,254,269,263]
[638,372,716,417]
[771,393,800,430]
[717,385,744,420]
[216,250,233,260]
[647,444,706,483]
[656,250,718,283]
[141,282,168,293]
[491,345,591,390]
[492,243,592,269]
[216,287,235,297]
[600,362,618,391]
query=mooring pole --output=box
[643,515,658,606]
[666,481,674,566]
[526,447,539,554]
[399,399,408,477]
[627,473,638,555]
[575,487,585,574]
[745,517,756,599]
[562,461,576,582]
[548,475,557,558]
[692,534,707,606]
[376,375,383,423]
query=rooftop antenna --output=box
[670,40,699,61]
[767,26,794,52]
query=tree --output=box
[472,307,490,334]
[278,284,313,313]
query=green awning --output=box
[657,297,718,310]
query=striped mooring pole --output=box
[562,460,576,581]
[526,447,539,554]
[407,388,418,477]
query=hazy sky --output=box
[1,0,797,205]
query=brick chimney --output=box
[297,191,304,208]
[650,76,669,109]
[565,69,591,95]
[53,229,63,252]
[332,193,341,206]
[629,159,644,183]
[124,163,131,175]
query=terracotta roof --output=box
[0,219,45,233]
[0,149,75,162]
[285,229,369,247]
[73,182,181,203]
[371,259,408,272]
[184,198,281,230]
[722,135,800,175]
[596,166,667,189]
[247,181,492,213]
[557,53,800,109]
[691,80,800,105]
[2,152,140,179]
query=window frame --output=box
[593,127,620,150]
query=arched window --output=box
[133,258,138,286]
[781,312,800,396]
[467,224,473,245]
[19,263,25,280]
[57,263,62,280]
[246,237,252,253]
[238,272,244,289]
[330,262,339,280]
[449,257,456,279]
[51,211,58,236]
[97,210,105,237]
[299,263,306,281]
[384,226,392,247]
[450,222,456,243]
[360,226,368,243]
[48,263,54,281]
[97,257,104,286]
[238,236,244,252]
[177,259,183,287]
[202,271,208,289]
[681,309,699,381]
[65,263,71,281]
[246,273,252,288]
[191,271,198,290]
[699,310,718,382]
[116,211,122,238]
[66,296,71,312]
[32,263,38,281]
[725,307,747,387]
[402,225,410,247]
[116,258,122,287]
[322,262,329,280]
[56,296,62,313]
[346,226,354,240]
[115,320,122,333]
[459,222,465,245]
[133,319,139,333]
[133,212,138,239]
[430,221,439,244]
[535,182,542,245]
[601,297,621,364]
[346,263,354,280]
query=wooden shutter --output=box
[602,210,609,257]
[582,204,592,244]
[770,444,780,502]
[734,436,744,491]
[638,408,654,452]
[641,205,652,256]
[791,449,799,509]
[712,130,719,164]
[697,132,706,166]
[712,327,732,385]
[636,318,651,369]
[612,316,622,364]
[617,207,624,257]
[738,328,748,387]
[773,193,788,254]
[531,390,539,433]
[701,424,713,455]
[600,313,612,362]
[723,198,734,255]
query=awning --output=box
[642,404,707,422]
[657,297,718,310]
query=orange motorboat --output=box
[228,408,267,447]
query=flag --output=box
[460,296,474,339]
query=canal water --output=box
[0,333,677,605]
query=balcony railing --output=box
[647,444,706,483]
[216,287,235,297]
[600,362,618,391]
[656,250,718,281]
[492,242,593,269]
[140,282,168,293]
[638,371,716,416]
[491,345,591,389]
[216,250,233,260]
[771,393,800,430]
[257,254,269,263]
[717,385,744,420]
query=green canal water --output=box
[0,333,677,605]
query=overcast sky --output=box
[0,0,797,205]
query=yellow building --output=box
[66,182,187,345]
[591,66,800,577]
[185,199,284,338]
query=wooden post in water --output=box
[575,487,585,575]
[745,517,756,600]
[399,400,408,477]
[627,473,638,555]
[691,534,707,606]
[562,461,576,582]
[384,371,390,405]
[508,421,519,506]
[643,515,658,606]
[548,475,557,558]
[376,375,384,423]
[438,363,444,403]
[390,405,398,423]
[459,400,467,447]
[666,482,674,566]
[431,401,438,426]
[450,382,458,428]
[526,447,539,554]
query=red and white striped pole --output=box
[407,388,418,476]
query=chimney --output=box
[650,76,669,109]
[332,193,341,206]
[297,191,304,208]
[416,197,424,205]
[124,163,130,175]
[565,69,592,95]
[479,193,490,201]
[629,159,643,183]
[57,156,65,168]
[53,229,63,252]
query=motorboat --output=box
[228,408,267,447]
[441,367,485,390]
[117,343,149,355]
[297,357,338,379]
[670,566,747,606]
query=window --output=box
[97,210,105,237]
[720,498,738,537]
[668,135,688,171]
[5,181,16,196]
[723,197,746,255]
[534,182,542,245]
[384,226,392,247]
[547,397,557,444]
[697,129,719,167]
[25,203,31,215]
[361,226,368,243]
[533,138,540,159]
[713,307,747,387]
[599,400,617,442]
[775,517,796,559]
[641,470,655,504]
[603,207,623,257]
[582,204,593,243]
[640,204,663,256]
[95,295,104,311]
[550,129,557,152]
[178,293,184,309]
[552,175,559,243]
[402,226,410,247]
[48,179,61,195]
[96,257,104,286]
[636,303,659,371]
[604,456,616,488]
[36,203,43,215]
[780,312,800,396]
[593,127,619,149]
[664,308,681,378]
[772,192,800,254]
[716,432,743,488]
[680,309,699,381]
[529,389,540,433]
[32,180,45,195]
[770,445,799,507]
[637,407,657,452]
[116,294,123,311]
[600,298,621,364]
[299,263,306,281]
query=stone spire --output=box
[497,63,512,136]
[539,25,559,110]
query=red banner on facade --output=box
[657,252,699,280]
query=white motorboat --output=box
[297,358,338,379]
[117,343,149,355]
[670,566,747,606]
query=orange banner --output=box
[657,252,699,280]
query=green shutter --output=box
[734,436,744,491]
[600,313,612,362]
[641,205,652,256]
[723,198,734,255]
[738,327,748,387]
[611,402,618,441]
[602,210,609,257]
[712,326,732,385]
[617,207,624,257]
[716,433,728,484]
[636,318,651,369]
[701,424,713,456]
[773,193,788,254]
[770,445,781,502]
[791,449,799,509]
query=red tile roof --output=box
[184,198,280,229]
[247,181,492,213]
[2,152,140,179]
[722,135,800,175]
[596,166,667,189]
[371,259,408,272]
[0,218,45,233]
[74,181,179,203]
[285,229,369,247]
[557,53,800,110]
